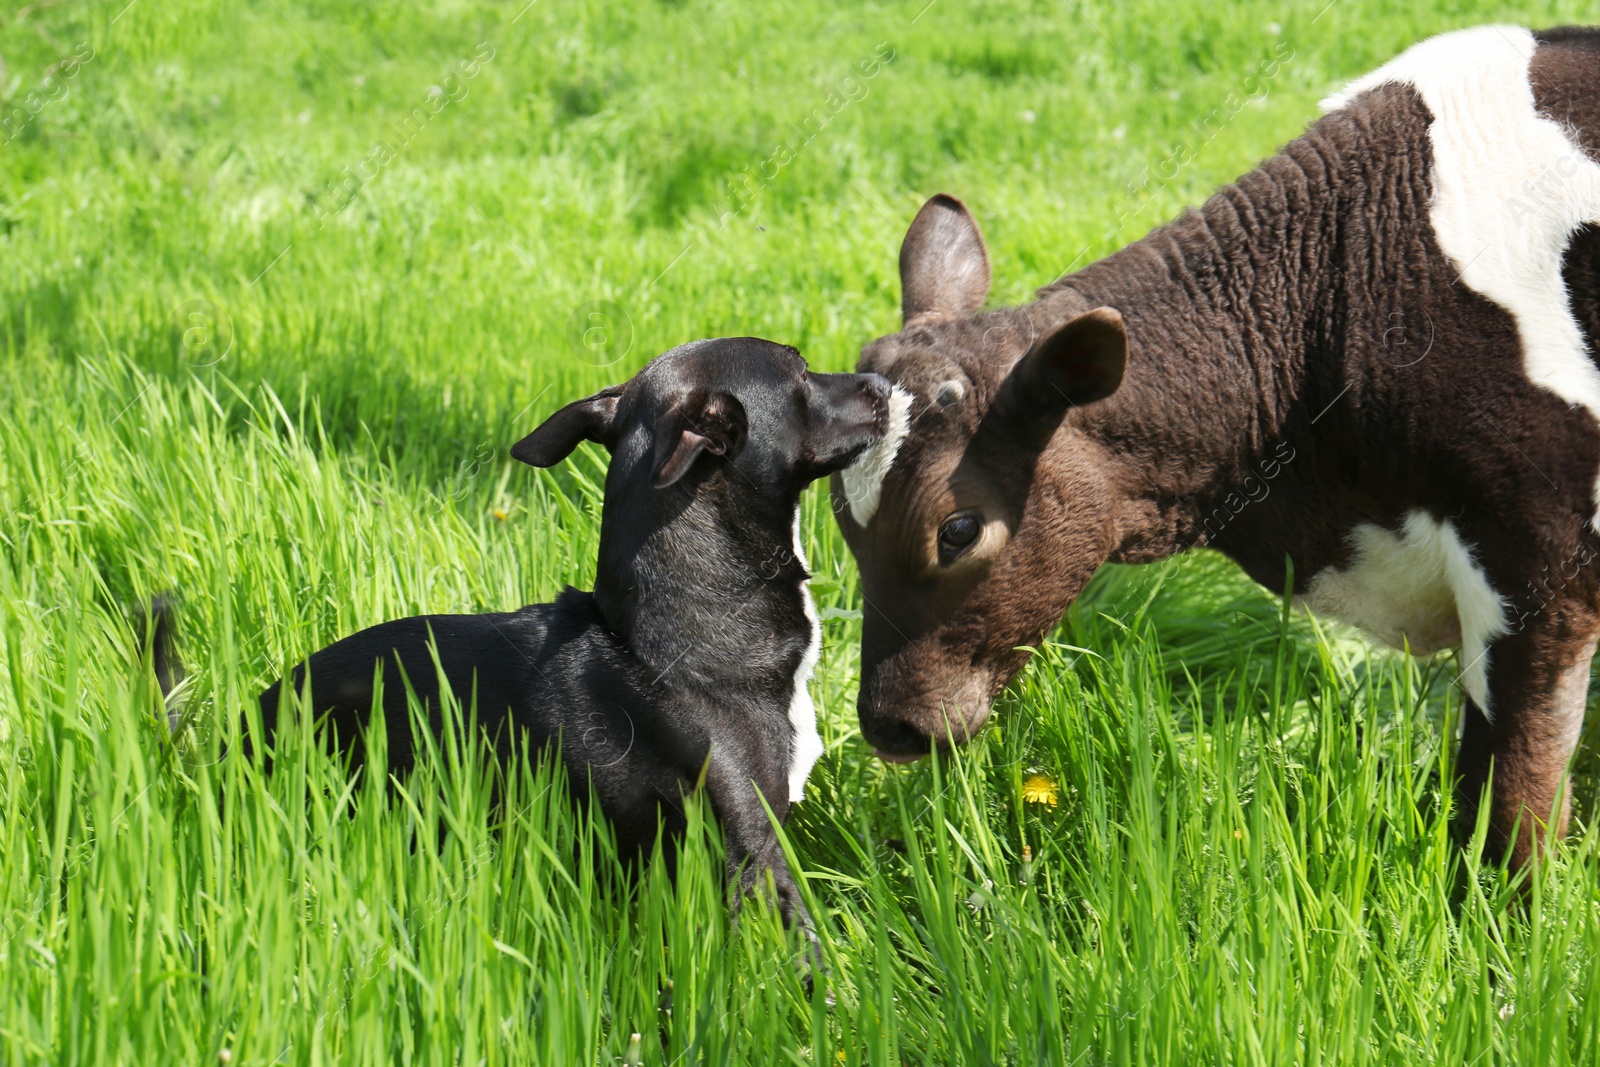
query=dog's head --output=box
[511,337,893,501]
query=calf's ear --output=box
[510,385,625,466]
[998,307,1127,448]
[901,194,991,326]
[653,391,748,488]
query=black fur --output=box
[248,336,891,936]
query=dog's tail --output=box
[141,595,187,734]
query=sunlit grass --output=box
[4,1,1600,1062]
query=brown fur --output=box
[835,29,1600,871]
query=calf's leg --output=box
[1456,606,1596,873]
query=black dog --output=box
[246,338,890,934]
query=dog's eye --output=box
[937,512,982,564]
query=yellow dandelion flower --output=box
[1021,774,1059,807]
[491,507,508,523]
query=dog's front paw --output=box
[729,866,828,996]
[779,892,831,999]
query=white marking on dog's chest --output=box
[785,510,825,802]
[1303,512,1508,714]
[840,386,914,525]
[1324,26,1600,523]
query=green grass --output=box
[4,0,1600,1062]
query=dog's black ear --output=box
[511,386,625,467]
[653,391,748,488]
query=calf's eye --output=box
[937,512,982,564]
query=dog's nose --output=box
[859,373,892,400]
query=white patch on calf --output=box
[786,509,825,802]
[935,379,966,407]
[1303,511,1508,715]
[1324,26,1600,524]
[840,385,914,525]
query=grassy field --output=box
[4,0,1600,1062]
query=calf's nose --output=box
[867,718,933,764]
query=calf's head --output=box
[832,195,1130,761]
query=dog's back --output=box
[254,586,693,855]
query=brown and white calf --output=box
[833,26,1600,870]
